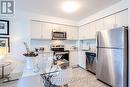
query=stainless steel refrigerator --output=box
[96,27,128,87]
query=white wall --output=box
[0,17,31,61]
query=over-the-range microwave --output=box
[52,31,67,40]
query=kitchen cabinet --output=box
[100,10,128,31]
[79,23,96,39]
[79,26,85,40]
[79,10,128,40]
[78,51,86,69]
[115,10,128,27]
[104,15,116,30]
[95,19,104,32]
[79,24,90,40]
[70,27,78,40]
[31,21,52,39]
[52,24,65,32]
[89,22,96,39]
[69,51,79,66]
[31,21,78,40]
[42,23,53,39]
[66,26,78,40]
[31,21,42,39]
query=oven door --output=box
[55,53,69,61]
[52,32,67,40]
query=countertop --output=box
[82,49,96,53]
[38,50,96,53]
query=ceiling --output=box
[16,0,121,21]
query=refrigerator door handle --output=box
[96,32,99,61]
[97,48,99,60]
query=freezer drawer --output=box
[96,48,127,87]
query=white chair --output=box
[34,52,54,73]
[51,68,73,86]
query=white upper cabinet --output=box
[89,22,96,39]
[31,21,42,39]
[79,26,85,40]
[84,24,90,39]
[95,19,104,32]
[31,21,78,40]
[71,26,78,40]
[79,23,96,39]
[104,15,116,30]
[52,24,64,32]
[31,10,128,40]
[115,10,128,27]
[79,24,90,40]
[31,21,52,40]
[42,23,53,39]
[66,26,78,40]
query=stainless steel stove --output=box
[51,45,69,61]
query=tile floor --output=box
[0,68,110,87]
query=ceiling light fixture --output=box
[61,1,80,13]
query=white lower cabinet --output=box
[69,51,79,66]
[78,51,86,69]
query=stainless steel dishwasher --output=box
[85,52,96,74]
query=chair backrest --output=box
[35,52,54,72]
[51,68,73,85]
